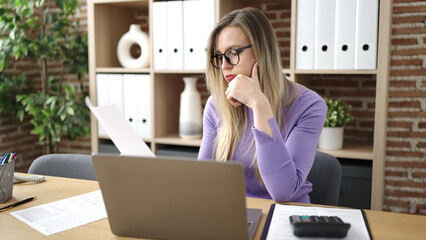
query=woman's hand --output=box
[225,62,274,137]
[225,62,262,108]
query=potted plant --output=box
[0,0,90,154]
[318,98,353,150]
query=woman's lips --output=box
[225,75,237,82]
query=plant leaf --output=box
[65,106,74,115]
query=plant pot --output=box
[318,127,344,150]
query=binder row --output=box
[296,0,379,70]
[96,74,151,139]
[153,0,215,70]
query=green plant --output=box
[0,74,29,123]
[324,97,353,128]
[0,0,90,153]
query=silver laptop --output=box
[92,154,262,240]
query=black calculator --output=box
[289,215,351,238]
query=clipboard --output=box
[260,203,373,240]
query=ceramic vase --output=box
[179,77,202,139]
[117,24,150,68]
[318,127,344,150]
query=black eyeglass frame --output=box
[210,45,252,69]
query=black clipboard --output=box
[260,203,373,240]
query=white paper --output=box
[10,190,107,236]
[86,97,155,157]
[266,204,371,240]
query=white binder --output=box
[96,73,110,137]
[183,0,215,70]
[136,74,151,139]
[354,0,378,70]
[96,74,110,107]
[167,0,184,69]
[334,0,356,69]
[123,74,151,139]
[108,74,124,114]
[153,1,168,70]
[314,0,335,69]
[123,74,139,132]
[296,0,315,69]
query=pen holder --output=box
[0,160,14,203]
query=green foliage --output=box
[0,74,30,123]
[0,0,90,153]
[324,98,353,128]
[17,83,90,147]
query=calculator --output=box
[289,215,351,238]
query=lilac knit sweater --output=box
[197,84,326,203]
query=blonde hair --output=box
[205,8,296,176]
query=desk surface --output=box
[1,175,426,240]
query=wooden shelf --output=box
[318,139,373,161]
[98,134,152,143]
[96,67,151,73]
[90,0,148,7]
[153,69,206,74]
[294,69,377,75]
[282,68,291,74]
[155,134,202,147]
[154,137,372,160]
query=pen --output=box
[0,153,7,165]
[0,196,36,212]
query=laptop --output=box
[92,154,262,240]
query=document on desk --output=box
[86,97,155,157]
[261,204,371,240]
[10,190,107,236]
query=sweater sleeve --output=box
[253,94,326,202]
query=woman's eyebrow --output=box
[215,44,246,53]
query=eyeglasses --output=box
[210,45,252,69]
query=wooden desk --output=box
[1,175,425,240]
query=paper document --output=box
[264,204,371,240]
[10,190,107,236]
[86,97,155,157]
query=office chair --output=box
[28,154,97,180]
[307,151,342,206]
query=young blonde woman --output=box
[198,7,326,203]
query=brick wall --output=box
[383,0,426,214]
[0,115,43,172]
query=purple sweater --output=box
[197,84,326,203]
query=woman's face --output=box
[215,26,257,82]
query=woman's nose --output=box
[221,57,232,70]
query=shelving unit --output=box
[87,0,391,210]
[289,0,391,210]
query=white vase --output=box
[318,127,344,150]
[179,77,202,139]
[117,24,150,68]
